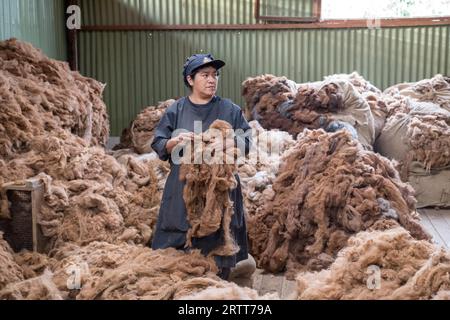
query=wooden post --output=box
[65,0,79,71]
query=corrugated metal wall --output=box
[77,1,450,135]
[80,0,314,25]
[0,0,67,60]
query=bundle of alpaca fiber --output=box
[0,269,63,300]
[0,38,109,160]
[242,76,335,138]
[47,242,221,300]
[180,120,240,257]
[296,224,450,300]
[115,99,175,153]
[252,129,430,278]
[384,74,450,112]
[241,74,297,124]
[0,129,161,250]
[13,250,55,280]
[242,75,376,149]
[111,149,170,192]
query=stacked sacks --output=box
[0,38,109,159]
[325,72,388,139]
[325,72,381,95]
[251,129,430,278]
[384,74,450,112]
[377,76,450,208]
[296,223,450,300]
[115,99,175,154]
[242,74,376,149]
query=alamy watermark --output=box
[366,265,382,290]
[168,121,283,166]
[66,5,81,30]
[66,262,90,290]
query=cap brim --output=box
[193,59,226,73]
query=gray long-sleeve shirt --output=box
[151,96,251,268]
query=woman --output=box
[151,53,252,280]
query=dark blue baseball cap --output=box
[182,53,226,80]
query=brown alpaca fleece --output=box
[180,120,240,257]
[115,99,175,153]
[0,38,109,160]
[251,129,430,278]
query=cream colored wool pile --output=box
[296,225,450,300]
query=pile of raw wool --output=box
[40,242,221,300]
[0,269,64,300]
[384,74,450,112]
[1,240,276,300]
[238,121,295,180]
[0,38,109,160]
[180,120,240,257]
[241,74,298,122]
[0,39,162,249]
[250,129,430,278]
[376,78,450,208]
[114,99,175,153]
[0,232,24,290]
[111,149,170,192]
[237,121,295,255]
[296,223,450,300]
[0,129,161,249]
[242,74,376,149]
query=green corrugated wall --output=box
[0,0,67,60]
[77,0,450,135]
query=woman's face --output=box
[188,66,219,98]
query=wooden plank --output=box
[438,209,450,230]
[424,209,450,249]
[419,210,447,248]
[81,17,450,32]
[259,274,284,296]
[252,269,264,293]
[280,278,297,300]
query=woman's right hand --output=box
[166,132,194,154]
